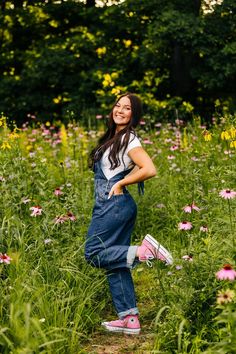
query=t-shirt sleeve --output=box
[126,134,142,153]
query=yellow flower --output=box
[45,121,51,127]
[230,140,236,148]
[203,131,212,141]
[96,47,106,57]
[1,142,11,150]
[123,39,132,48]
[229,127,236,139]
[221,130,231,140]
[9,131,19,140]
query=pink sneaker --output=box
[101,315,141,335]
[138,234,173,265]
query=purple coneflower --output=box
[54,188,63,196]
[219,189,236,199]
[66,212,76,221]
[200,225,208,232]
[170,145,178,151]
[0,253,11,264]
[183,203,200,213]
[54,216,67,224]
[30,206,42,217]
[216,264,236,281]
[143,139,153,145]
[178,221,193,230]
[182,255,193,262]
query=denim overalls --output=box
[85,161,139,319]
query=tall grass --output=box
[0,114,235,353]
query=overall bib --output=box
[85,161,139,319]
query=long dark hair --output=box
[90,92,143,170]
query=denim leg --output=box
[106,268,139,319]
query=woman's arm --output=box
[108,147,156,197]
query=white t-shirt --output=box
[100,133,142,180]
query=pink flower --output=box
[168,155,175,160]
[54,188,63,196]
[178,221,193,230]
[170,145,178,151]
[30,206,42,216]
[219,189,236,200]
[143,139,153,145]
[216,264,236,281]
[182,255,193,262]
[66,212,76,221]
[0,253,11,264]
[176,265,183,270]
[54,216,67,224]
[200,225,208,232]
[139,120,146,125]
[183,203,201,213]
[96,115,103,120]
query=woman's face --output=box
[113,96,132,132]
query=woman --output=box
[85,93,173,335]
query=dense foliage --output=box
[0,0,236,123]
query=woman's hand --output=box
[108,182,124,199]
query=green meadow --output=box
[0,114,235,353]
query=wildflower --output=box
[143,139,153,145]
[182,255,193,262]
[229,127,236,139]
[0,176,6,182]
[0,253,11,264]
[175,119,184,126]
[221,131,231,140]
[203,131,212,141]
[30,206,42,217]
[230,141,236,149]
[219,189,236,200]
[54,216,67,224]
[54,188,63,196]
[176,265,183,270]
[200,225,208,232]
[183,203,201,213]
[170,145,178,151]
[96,115,103,120]
[217,289,235,305]
[191,156,199,161]
[1,142,11,150]
[39,318,46,323]
[216,264,236,281]
[67,212,76,221]
[178,221,193,230]
[139,120,146,125]
[155,123,162,128]
[167,155,175,160]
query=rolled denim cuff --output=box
[127,246,138,269]
[118,307,139,319]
